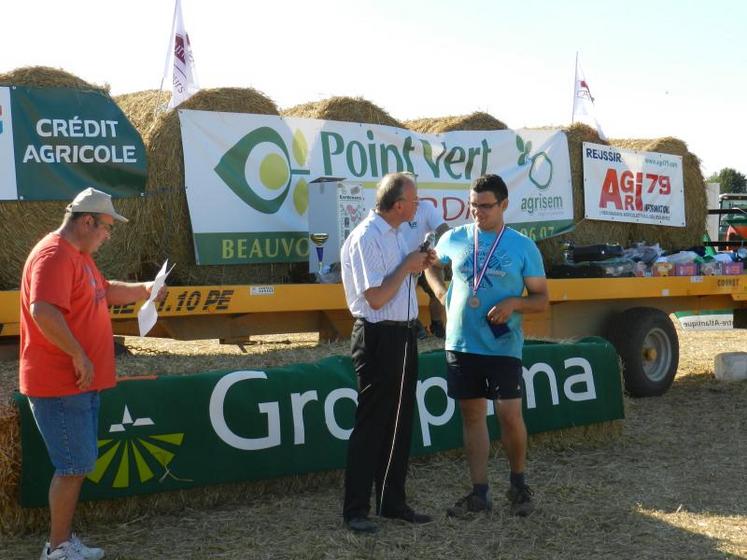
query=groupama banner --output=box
[16,339,623,507]
[0,86,147,201]
[582,142,685,226]
[178,111,573,265]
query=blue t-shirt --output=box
[435,224,545,358]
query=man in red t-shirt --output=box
[20,187,165,560]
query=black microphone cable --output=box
[377,234,432,516]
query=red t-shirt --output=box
[19,233,116,397]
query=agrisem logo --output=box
[214,126,311,216]
[87,405,185,489]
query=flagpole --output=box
[155,0,179,116]
[571,51,578,124]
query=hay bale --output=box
[0,67,145,288]
[146,88,310,285]
[535,124,632,265]
[0,404,39,535]
[114,89,170,140]
[282,96,403,128]
[609,137,706,250]
[405,111,507,133]
[0,65,108,93]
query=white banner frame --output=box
[582,142,685,226]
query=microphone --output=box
[413,233,435,279]
[419,232,435,253]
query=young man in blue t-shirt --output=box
[425,174,548,517]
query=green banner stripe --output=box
[193,232,310,264]
[509,219,575,240]
[16,339,623,507]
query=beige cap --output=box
[66,187,129,223]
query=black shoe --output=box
[446,491,492,518]
[382,506,433,524]
[344,516,379,533]
[430,320,445,338]
[506,484,535,517]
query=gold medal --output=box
[468,295,480,308]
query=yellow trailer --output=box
[2,275,746,397]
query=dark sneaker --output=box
[506,484,535,517]
[446,492,492,518]
[430,320,445,338]
[344,516,379,534]
[382,506,433,524]
[415,320,428,340]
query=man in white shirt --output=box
[340,172,436,533]
[399,198,450,338]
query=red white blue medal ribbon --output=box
[469,224,505,308]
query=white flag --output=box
[572,53,606,140]
[164,0,199,109]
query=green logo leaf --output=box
[515,134,525,152]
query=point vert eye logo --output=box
[87,405,186,489]
[214,126,311,216]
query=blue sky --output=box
[3,0,745,177]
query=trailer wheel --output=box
[605,307,679,397]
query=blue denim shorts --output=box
[28,391,100,476]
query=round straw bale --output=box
[0,67,145,288]
[405,111,507,133]
[0,65,108,93]
[608,137,706,250]
[534,123,632,266]
[282,96,403,128]
[145,88,310,285]
[114,89,171,140]
[0,404,33,535]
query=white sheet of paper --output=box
[137,260,175,337]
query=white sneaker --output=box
[71,534,105,560]
[40,541,84,560]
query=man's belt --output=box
[355,318,417,328]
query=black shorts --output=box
[446,351,523,400]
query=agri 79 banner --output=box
[582,142,685,226]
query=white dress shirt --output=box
[341,210,418,322]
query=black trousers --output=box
[343,319,419,520]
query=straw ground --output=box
[1,326,746,559]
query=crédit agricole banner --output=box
[178,111,573,265]
[0,86,146,200]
